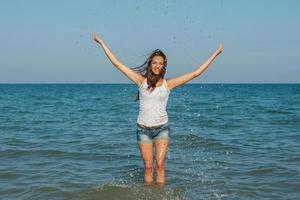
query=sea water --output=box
[0,84,299,199]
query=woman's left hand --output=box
[217,42,224,54]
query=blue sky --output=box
[1,0,299,83]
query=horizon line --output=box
[0,82,299,84]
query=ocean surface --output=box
[0,83,299,200]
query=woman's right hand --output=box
[92,32,102,44]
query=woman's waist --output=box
[138,108,168,115]
[137,121,169,129]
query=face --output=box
[150,56,165,75]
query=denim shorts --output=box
[136,122,170,144]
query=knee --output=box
[156,160,165,170]
[144,161,153,172]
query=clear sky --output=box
[1,0,299,83]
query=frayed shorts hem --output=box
[138,136,170,144]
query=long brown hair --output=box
[131,49,167,101]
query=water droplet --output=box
[172,35,176,44]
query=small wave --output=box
[181,134,202,142]
[246,166,275,175]
[78,108,98,113]
[216,122,244,130]
[265,109,294,115]
[174,134,240,153]
[84,182,184,200]
[281,156,300,163]
[29,95,57,101]
[270,117,300,125]
[0,171,20,180]
[0,149,77,158]
[30,119,64,124]
[0,106,18,111]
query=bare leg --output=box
[155,139,169,186]
[139,143,153,185]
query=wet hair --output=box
[131,49,167,101]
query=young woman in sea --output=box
[92,32,223,186]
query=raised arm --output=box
[167,43,223,90]
[92,32,144,85]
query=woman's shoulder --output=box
[138,76,147,87]
[164,78,171,89]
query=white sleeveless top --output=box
[137,78,170,127]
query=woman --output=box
[92,32,223,186]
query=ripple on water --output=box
[0,170,20,180]
[80,182,186,200]
[173,134,241,154]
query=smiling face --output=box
[150,56,165,75]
